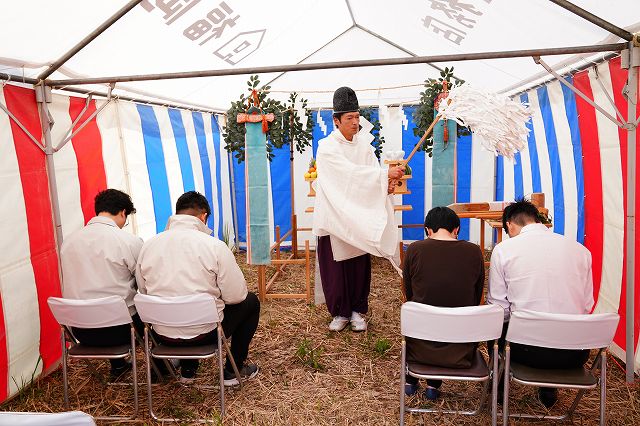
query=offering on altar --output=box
[304,158,317,179]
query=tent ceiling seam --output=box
[264,24,356,88]
[344,0,356,26]
[38,0,143,81]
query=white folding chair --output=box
[400,302,504,426]
[47,296,138,421]
[502,310,620,425]
[0,410,96,426]
[134,293,241,423]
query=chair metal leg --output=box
[217,327,225,418]
[502,344,510,426]
[144,328,158,421]
[222,334,242,389]
[61,329,69,410]
[492,343,499,426]
[130,327,138,419]
[600,351,606,426]
[400,340,406,426]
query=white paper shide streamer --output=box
[438,84,531,159]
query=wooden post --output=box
[305,240,311,302]
[292,214,298,259]
[275,225,280,260]
[257,265,266,302]
[480,219,486,264]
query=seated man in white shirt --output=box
[487,198,594,408]
[61,189,143,379]
[136,191,259,385]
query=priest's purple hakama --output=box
[317,235,371,317]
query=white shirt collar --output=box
[87,216,118,227]
[165,214,213,235]
[519,223,549,235]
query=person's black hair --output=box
[502,197,540,234]
[424,206,460,233]
[333,112,346,121]
[176,191,211,220]
[94,189,136,216]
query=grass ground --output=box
[2,253,639,425]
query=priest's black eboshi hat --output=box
[332,86,359,113]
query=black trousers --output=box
[155,292,260,377]
[72,313,144,370]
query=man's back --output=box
[61,217,142,314]
[136,214,247,338]
[488,223,594,318]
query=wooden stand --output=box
[256,225,312,303]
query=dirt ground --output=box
[2,253,639,425]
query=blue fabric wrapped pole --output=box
[244,108,271,265]
[431,112,458,208]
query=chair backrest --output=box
[48,296,132,329]
[400,302,504,343]
[134,293,220,327]
[506,310,620,350]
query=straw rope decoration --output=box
[437,83,531,159]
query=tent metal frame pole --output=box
[0,72,220,113]
[45,43,627,87]
[624,43,639,383]
[548,0,634,41]
[54,87,114,152]
[56,95,93,148]
[37,0,143,80]
[35,85,65,249]
[534,57,627,128]
[0,99,46,152]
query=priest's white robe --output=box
[312,124,398,262]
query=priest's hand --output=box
[388,166,404,180]
[387,180,397,194]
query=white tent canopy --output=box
[1,0,638,110]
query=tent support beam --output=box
[624,43,638,383]
[35,85,64,249]
[592,66,627,122]
[37,0,143,80]
[0,72,220,114]
[534,57,627,128]
[0,97,46,152]
[54,87,114,152]
[56,95,93,149]
[548,0,634,42]
[45,42,627,87]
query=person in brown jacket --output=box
[402,206,485,400]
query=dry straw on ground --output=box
[2,253,639,425]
